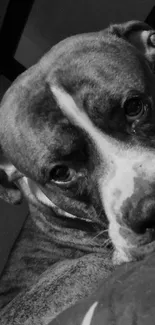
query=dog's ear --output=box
[110,20,155,70]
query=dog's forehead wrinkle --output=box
[43,31,126,71]
[50,53,146,101]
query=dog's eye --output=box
[50,165,75,184]
[148,32,155,47]
[124,97,147,121]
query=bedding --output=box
[50,252,155,325]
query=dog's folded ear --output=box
[110,20,155,70]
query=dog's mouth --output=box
[17,177,106,234]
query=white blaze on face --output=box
[51,86,155,262]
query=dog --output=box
[0,20,155,324]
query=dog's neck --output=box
[0,201,86,309]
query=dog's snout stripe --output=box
[81,301,98,325]
[51,86,120,157]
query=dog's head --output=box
[1,20,155,263]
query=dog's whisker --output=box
[87,229,109,246]
[100,238,112,249]
[120,225,131,232]
[91,229,109,241]
[97,209,107,221]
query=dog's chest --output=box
[0,211,84,309]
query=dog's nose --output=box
[128,196,155,234]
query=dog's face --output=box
[1,21,155,264]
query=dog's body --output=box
[0,20,155,324]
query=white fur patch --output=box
[51,86,155,262]
[81,301,98,325]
